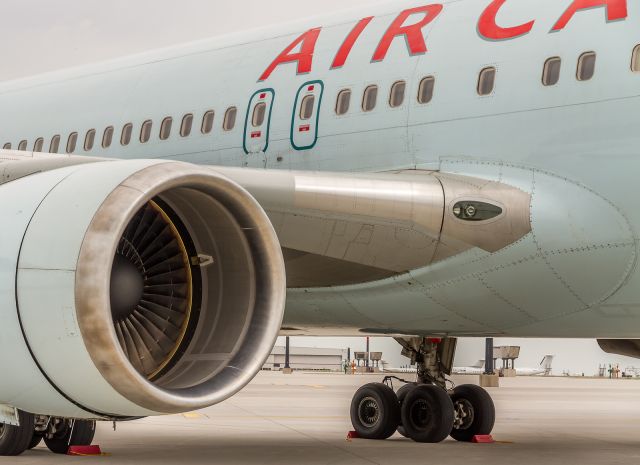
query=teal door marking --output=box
[290,80,324,151]
[243,88,275,154]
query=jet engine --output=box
[0,160,286,419]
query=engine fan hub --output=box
[110,253,145,321]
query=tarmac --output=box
[3,372,640,465]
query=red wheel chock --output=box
[347,431,360,440]
[67,445,104,456]
[472,435,495,443]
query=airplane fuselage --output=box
[1,0,639,338]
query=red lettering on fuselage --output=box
[372,4,443,62]
[552,0,627,31]
[478,0,535,40]
[258,1,629,81]
[331,17,374,69]
[259,28,322,82]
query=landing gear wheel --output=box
[27,433,42,450]
[401,384,454,443]
[350,383,400,440]
[0,410,36,456]
[449,384,495,442]
[396,383,417,438]
[44,420,96,454]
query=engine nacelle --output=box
[0,160,286,418]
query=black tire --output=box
[27,433,42,450]
[396,383,417,438]
[350,383,400,440]
[44,420,96,455]
[449,384,495,442]
[0,410,36,456]
[400,384,454,443]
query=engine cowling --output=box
[0,160,286,418]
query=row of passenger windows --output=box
[3,107,238,153]
[479,51,600,95]
[329,51,599,115]
[332,76,434,116]
[477,51,598,95]
[7,46,640,154]
[332,49,613,113]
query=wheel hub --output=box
[453,399,475,430]
[409,399,432,429]
[358,397,380,427]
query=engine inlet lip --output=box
[75,161,286,414]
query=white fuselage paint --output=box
[1,0,639,339]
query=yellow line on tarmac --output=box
[182,413,207,419]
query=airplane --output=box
[451,361,486,376]
[388,356,552,376]
[1,0,640,455]
[383,359,485,375]
[515,355,554,376]
[380,360,418,374]
[380,360,420,374]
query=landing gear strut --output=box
[349,337,496,443]
[395,337,457,388]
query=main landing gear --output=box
[350,337,495,443]
[0,411,95,456]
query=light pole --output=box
[285,336,290,369]
[366,337,370,371]
[484,338,494,375]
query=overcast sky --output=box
[2,0,637,375]
[0,0,373,81]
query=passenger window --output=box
[84,129,96,151]
[3,143,11,150]
[140,120,152,143]
[253,102,267,127]
[577,52,596,81]
[542,57,561,86]
[477,67,496,96]
[299,95,315,120]
[201,111,215,134]
[121,123,133,146]
[160,117,173,140]
[102,126,114,148]
[181,114,194,137]
[362,85,378,112]
[632,45,640,72]
[18,140,28,151]
[66,133,78,154]
[418,76,435,104]
[33,138,44,152]
[223,107,237,131]
[335,89,351,115]
[389,81,406,108]
[50,135,60,153]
